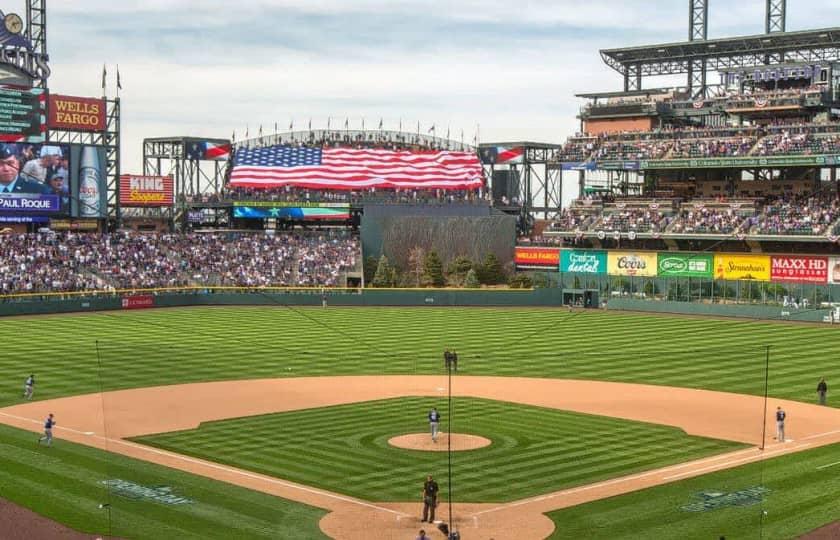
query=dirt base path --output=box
[3,376,840,540]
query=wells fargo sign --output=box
[514,246,560,268]
[119,175,174,207]
[771,255,828,284]
[48,95,106,132]
[714,254,771,281]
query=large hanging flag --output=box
[230,146,484,190]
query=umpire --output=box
[421,474,439,523]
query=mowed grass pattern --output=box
[133,397,743,502]
[0,307,836,408]
[0,423,328,540]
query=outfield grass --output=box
[0,307,835,408]
[132,397,743,503]
[547,442,840,540]
[0,423,328,539]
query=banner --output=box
[831,258,840,284]
[560,249,607,274]
[121,295,155,310]
[119,175,174,207]
[184,139,231,161]
[70,145,107,219]
[641,155,840,170]
[232,201,348,208]
[657,253,714,278]
[49,219,99,231]
[714,254,771,281]
[0,86,45,143]
[233,206,350,220]
[770,256,828,284]
[48,95,106,132]
[514,247,560,269]
[0,194,59,212]
[608,251,658,277]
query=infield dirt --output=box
[3,376,840,539]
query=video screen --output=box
[0,142,71,221]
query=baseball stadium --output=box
[3,1,840,539]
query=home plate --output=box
[83,431,95,435]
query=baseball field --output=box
[1,305,839,539]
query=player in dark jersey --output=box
[38,413,56,447]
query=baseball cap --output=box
[0,144,20,159]
[40,146,63,158]
[49,171,65,181]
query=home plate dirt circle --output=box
[388,433,491,451]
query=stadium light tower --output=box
[765,0,787,64]
[687,0,708,99]
[26,0,48,89]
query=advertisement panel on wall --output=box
[119,175,174,207]
[0,86,45,143]
[829,258,840,284]
[514,246,560,269]
[770,255,829,284]
[0,142,70,218]
[714,254,771,281]
[608,251,658,277]
[560,249,607,274]
[657,253,714,278]
[48,95,106,132]
[70,145,107,219]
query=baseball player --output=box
[428,407,441,443]
[22,374,34,400]
[38,413,55,447]
[817,378,828,405]
[421,475,439,523]
[775,406,786,442]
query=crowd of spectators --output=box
[669,208,750,234]
[0,232,359,295]
[598,209,673,233]
[595,140,670,161]
[750,195,840,235]
[670,137,756,159]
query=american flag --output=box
[229,146,485,190]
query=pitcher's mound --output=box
[388,433,491,452]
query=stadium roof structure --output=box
[601,26,840,96]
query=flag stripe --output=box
[230,146,484,190]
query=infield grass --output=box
[0,307,836,408]
[0,422,328,539]
[132,397,744,502]
[547,441,840,540]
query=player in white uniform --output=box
[23,374,34,400]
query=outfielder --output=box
[22,374,34,400]
[775,406,786,442]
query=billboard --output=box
[514,246,560,269]
[608,251,658,277]
[70,145,107,219]
[770,255,828,284]
[560,249,607,274]
[0,86,45,143]
[233,205,350,220]
[119,175,174,207]
[657,253,714,278]
[831,258,840,285]
[714,254,771,282]
[0,142,70,217]
[48,95,106,132]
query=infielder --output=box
[775,406,786,442]
[23,374,34,400]
[38,413,55,447]
[428,407,441,442]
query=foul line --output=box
[816,460,840,470]
[0,411,408,518]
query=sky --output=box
[23,0,840,174]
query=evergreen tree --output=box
[421,251,445,287]
[363,256,379,285]
[371,255,395,288]
[464,268,480,289]
[479,253,505,285]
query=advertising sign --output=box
[0,86,45,143]
[119,175,174,207]
[608,251,658,277]
[828,258,840,284]
[770,255,828,284]
[657,253,714,278]
[121,295,155,310]
[560,249,607,274]
[714,254,771,281]
[49,219,99,231]
[233,205,349,220]
[641,155,840,170]
[70,145,107,219]
[48,95,106,132]
[514,246,560,269]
